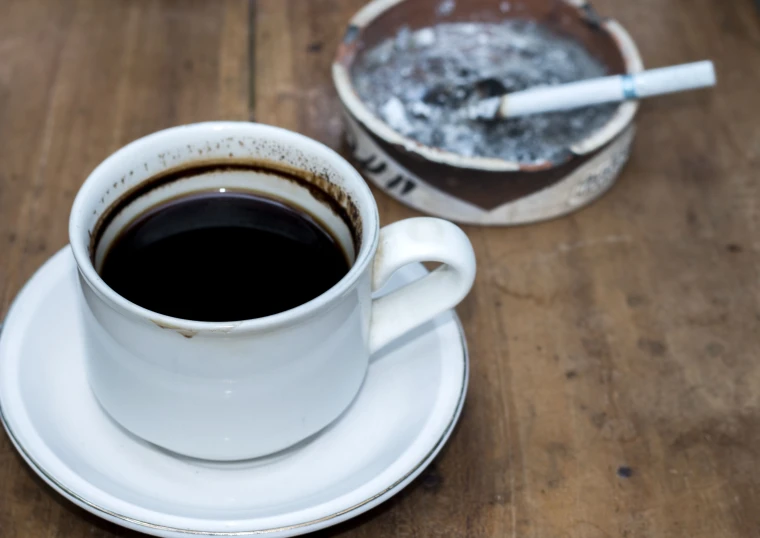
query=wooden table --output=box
[2,0,759,536]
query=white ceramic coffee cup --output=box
[69,122,476,461]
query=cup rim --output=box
[69,121,379,334]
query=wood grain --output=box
[2,0,760,536]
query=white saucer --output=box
[0,248,468,537]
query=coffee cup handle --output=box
[369,217,476,354]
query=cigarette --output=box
[474,61,716,119]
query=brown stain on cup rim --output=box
[151,320,198,339]
[89,158,363,264]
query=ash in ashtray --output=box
[351,21,617,163]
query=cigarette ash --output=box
[351,21,618,163]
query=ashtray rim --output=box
[332,0,643,172]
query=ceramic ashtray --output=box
[333,0,643,225]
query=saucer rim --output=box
[0,248,469,537]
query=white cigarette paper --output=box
[493,60,716,118]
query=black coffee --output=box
[99,191,350,321]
